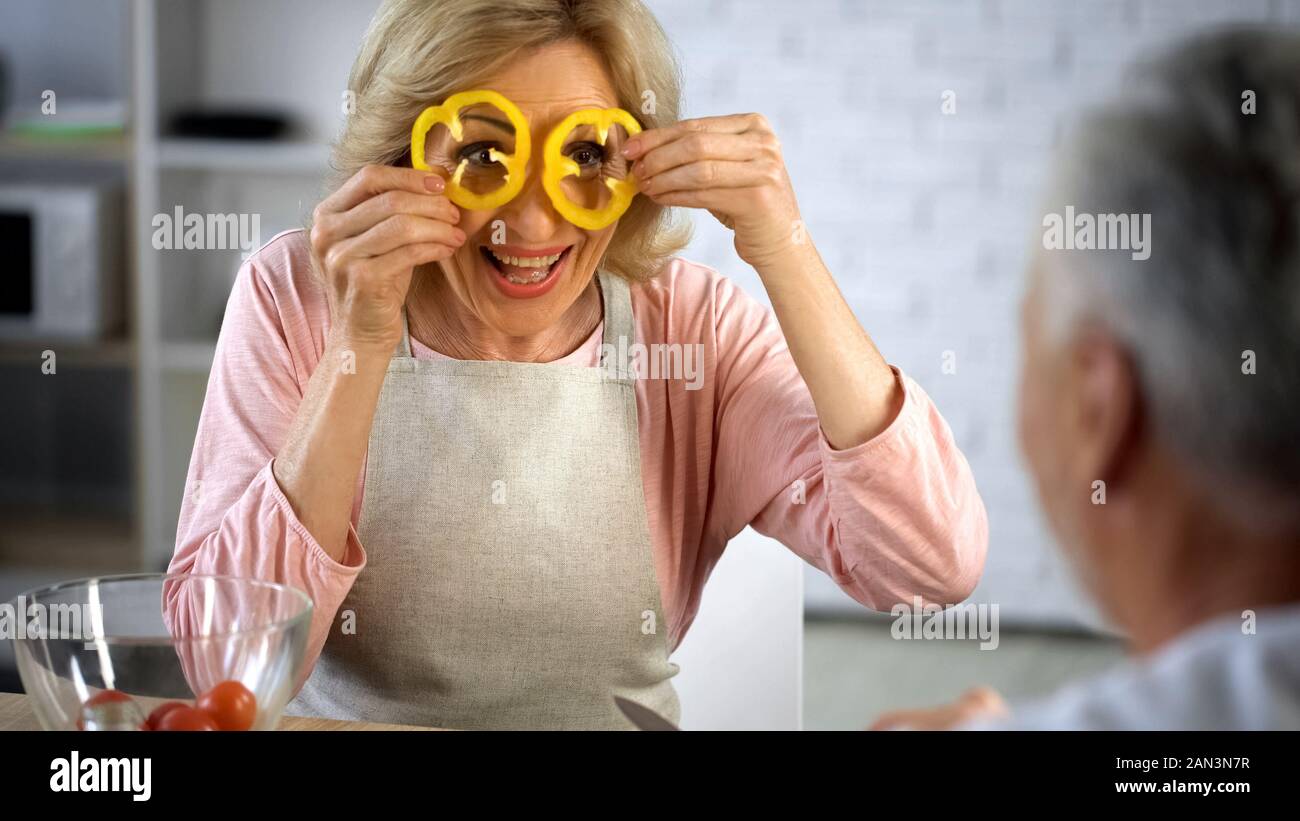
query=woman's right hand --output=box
[278,166,461,561]
[309,165,464,352]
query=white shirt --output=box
[966,604,1300,730]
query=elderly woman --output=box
[169,0,986,729]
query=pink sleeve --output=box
[166,240,366,690]
[707,277,988,610]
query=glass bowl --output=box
[11,573,312,731]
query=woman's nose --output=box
[496,155,563,240]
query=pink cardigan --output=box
[168,230,988,677]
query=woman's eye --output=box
[458,142,501,166]
[567,142,606,168]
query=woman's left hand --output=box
[623,113,804,271]
[628,112,904,451]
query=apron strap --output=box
[597,270,635,380]
[396,308,413,359]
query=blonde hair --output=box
[330,0,692,282]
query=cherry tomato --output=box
[145,701,190,731]
[78,690,139,730]
[84,689,132,707]
[155,705,219,731]
[196,680,257,731]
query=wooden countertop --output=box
[0,691,438,731]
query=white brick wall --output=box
[648,0,1299,627]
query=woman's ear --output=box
[1067,324,1144,492]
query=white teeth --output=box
[488,249,563,267]
[505,270,549,285]
[486,247,567,285]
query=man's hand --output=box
[868,686,1010,731]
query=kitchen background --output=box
[1,0,1291,729]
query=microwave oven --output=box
[0,178,125,340]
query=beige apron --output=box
[289,271,680,729]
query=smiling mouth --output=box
[480,245,572,285]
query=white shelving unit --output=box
[129,0,377,568]
[0,1,379,578]
[0,2,138,581]
[158,138,331,173]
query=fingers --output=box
[321,189,460,243]
[639,159,770,198]
[318,165,448,215]
[311,165,467,277]
[641,188,733,211]
[867,708,930,731]
[627,114,783,208]
[623,112,767,158]
[327,214,466,271]
[633,130,767,181]
[960,686,1010,717]
[866,687,1010,731]
[868,704,972,731]
[354,241,457,279]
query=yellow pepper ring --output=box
[410,90,531,211]
[542,108,643,231]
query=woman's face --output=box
[434,41,623,338]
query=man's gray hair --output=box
[1041,26,1300,506]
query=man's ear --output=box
[1068,325,1144,490]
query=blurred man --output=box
[875,26,1300,730]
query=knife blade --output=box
[614,696,681,731]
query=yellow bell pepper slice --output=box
[542,108,643,231]
[410,90,531,211]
